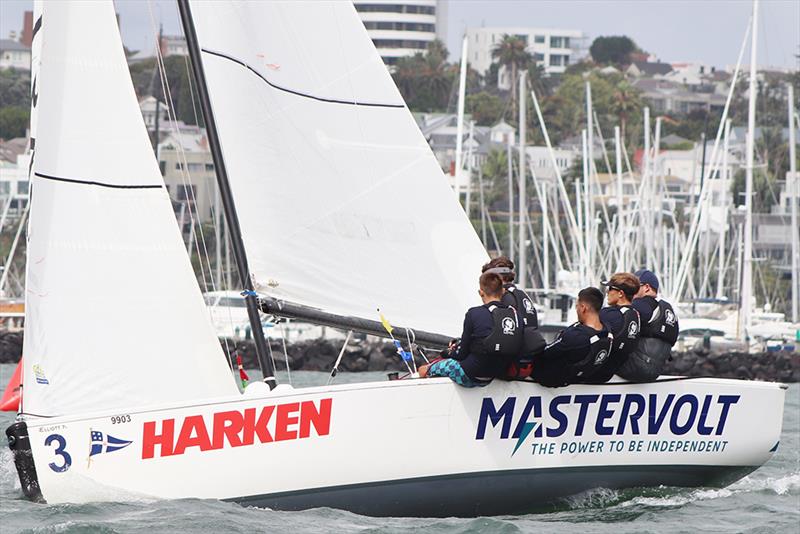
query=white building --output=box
[354,0,447,67]
[0,152,31,224]
[157,126,217,224]
[161,35,188,57]
[0,39,31,70]
[465,26,585,84]
[139,96,170,132]
[526,146,577,181]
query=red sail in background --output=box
[0,359,22,412]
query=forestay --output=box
[22,0,237,417]
[189,1,488,337]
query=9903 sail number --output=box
[110,415,131,424]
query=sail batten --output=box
[189,1,488,338]
[201,49,405,108]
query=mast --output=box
[585,82,595,276]
[507,141,514,263]
[177,0,277,388]
[454,35,468,207]
[788,82,798,323]
[642,106,651,270]
[518,71,527,288]
[717,119,732,299]
[740,0,758,341]
[614,125,624,272]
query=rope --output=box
[279,322,292,385]
[146,1,237,361]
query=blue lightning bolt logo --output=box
[512,421,538,456]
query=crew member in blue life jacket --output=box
[617,269,679,382]
[531,287,613,387]
[481,256,546,379]
[584,272,642,383]
[418,271,522,387]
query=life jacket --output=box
[641,298,679,346]
[612,305,641,356]
[504,285,539,328]
[568,325,614,381]
[502,286,544,379]
[473,304,523,359]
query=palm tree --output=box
[492,35,533,117]
[611,79,643,142]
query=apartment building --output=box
[354,1,447,66]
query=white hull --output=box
[18,376,785,516]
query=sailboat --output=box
[6,1,787,517]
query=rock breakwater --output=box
[1,330,797,383]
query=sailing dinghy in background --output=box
[6,0,787,517]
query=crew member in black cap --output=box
[584,272,642,383]
[617,269,679,382]
[482,257,545,379]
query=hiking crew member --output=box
[482,256,545,378]
[532,287,613,387]
[617,269,679,382]
[585,272,642,383]
[419,272,522,387]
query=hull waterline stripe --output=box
[201,48,406,109]
[35,172,163,190]
[229,464,759,517]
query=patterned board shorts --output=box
[427,359,491,388]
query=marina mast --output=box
[177,0,277,388]
[739,0,759,341]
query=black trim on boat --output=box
[230,464,758,517]
[5,421,45,503]
[201,48,406,109]
[34,172,163,190]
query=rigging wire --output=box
[146,0,238,365]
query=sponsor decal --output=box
[501,317,516,335]
[90,430,132,457]
[33,364,49,385]
[476,394,740,457]
[523,299,534,314]
[141,398,332,459]
[628,321,638,338]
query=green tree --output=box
[731,168,777,212]
[465,91,507,126]
[610,79,643,141]
[392,40,455,112]
[589,36,638,66]
[0,106,29,139]
[492,35,533,116]
[0,69,31,109]
[128,55,202,126]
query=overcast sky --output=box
[1,0,798,70]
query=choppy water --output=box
[0,364,798,533]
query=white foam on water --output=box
[564,487,621,509]
[728,472,800,496]
[616,472,800,509]
[0,448,21,492]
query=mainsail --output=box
[188,1,488,337]
[21,0,237,416]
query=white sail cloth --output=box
[189,1,488,337]
[22,0,237,417]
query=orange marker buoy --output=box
[0,359,22,412]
